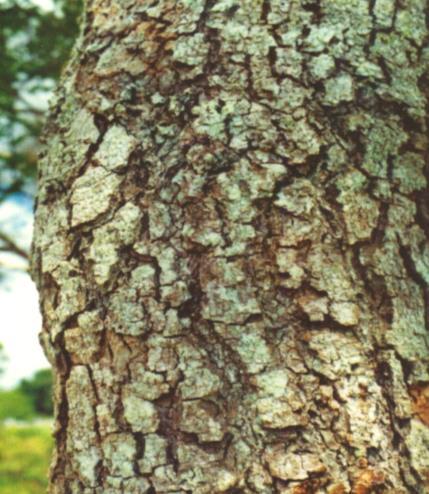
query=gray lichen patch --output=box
[214,19,275,58]
[202,283,261,324]
[297,291,329,322]
[94,125,137,171]
[172,32,209,75]
[66,108,99,145]
[274,179,319,216]
[253,370,289,398]
[191,97,232,142]
[255,397,307,429]
[150,465,180,492]
[246,463,273,492]
[384,351,412,420]
[96,402,119,437]
[213,469,240,492]
[66,366,101,486]
[177,441,222,473]
[235,331,271,374]
[276,249,305,288]
[339,191,380,244]
[89,202,142,284]
[180,401,225,442]
[105,476,151,494]
[147,337,178,373]
[306,331,363,380]
[309,53,335,80]
[95,44,147,77]
[323,73,355,105]
[408,228,429,286]
[54,272,87,327]
[406,419,429,481]
[101,433,137,478]
[123,363,170,401]
[388,296,429,362]
[274,47,303,79]
[77,310,104,333]
[39,106,99,186]
[220,161,285,219]
[147,200,172,239]
[304,24,339,53]
[108,285,147,335]
[361,118,408,178]
[264,447,326,481]
[64,327,101,364]
[36,203,70,274]
[152,246,178,285]
[330,301,360,326]
[308,245,357,302]
[138,434,167,474]
[373,0,396,28]
[90,0,133,36]
[123,394,159,433]
[179,366,221,400]
[252,369,306,430]
[336,374,392,455]
[70,166,122,226]
[393,152,427,193]
[288,119,322,163]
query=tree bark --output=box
[31,1,429,492]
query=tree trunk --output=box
[31,1,429,492]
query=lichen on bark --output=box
[32,0,429,492]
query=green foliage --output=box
[0,389,35,421]
[0,423,52,494]
[0,368,54,421]
[0,0,82,201]
[18,368,53,416]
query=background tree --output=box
[19,368,53,416]
[0,0,80,414]
[0,5,78,493]
[0,0,82,270]
[32,1,429,493]
[0,368,53,421]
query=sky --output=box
[0,0,57,388]
[0,0,54,8]
[0,198,47,389]
[31,0,54,10]
[0,0,74,389]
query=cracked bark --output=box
[31,1,429,493]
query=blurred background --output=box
[0,0,81,491]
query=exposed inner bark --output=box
[31,0,429,492]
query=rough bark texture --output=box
[31,1,429,493]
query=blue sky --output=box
[0,198,47,388]
[0,0,57,388]
[32,0,55,10]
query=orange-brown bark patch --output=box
[410,384,429,426]
[352,468,384,494]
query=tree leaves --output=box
[0,0,82,202]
